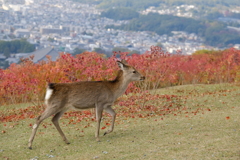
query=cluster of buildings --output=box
[141,5,197,18]
[0,0,230,67]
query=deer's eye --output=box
[133,71,137,74]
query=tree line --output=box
[101,8,139,20]
[104,12,240,47]
[0,39,35,58]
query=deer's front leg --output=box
[95,105,103,142]
[104,106,116,136]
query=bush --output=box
[1,46,240,105]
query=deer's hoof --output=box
[96,138,101,142]
[65,141,70,144]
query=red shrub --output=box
[1,46,240,105]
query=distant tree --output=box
[4,48,10,58]
[0,61,10,69]
[93,47,105,53]
[112,47,129,52]
[72,47,86,56]
[0,39,35,54]
[156,42,164,48]
[101,8,139,20]
[112,47,140,56]
[93,47,112,57]
[23,43,35,53]
[98,0,165,10]
[206,11,222,20]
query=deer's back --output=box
[46,81,114,109]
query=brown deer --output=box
[28,60,145,149]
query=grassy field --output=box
[0,83,240,160]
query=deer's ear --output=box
[117,61,127,70]
[120,59,128,65]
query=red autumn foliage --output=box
[0,46,239,122]
[1,46,240,105]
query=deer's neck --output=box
[111,70,131,99]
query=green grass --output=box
[0,84,240,160]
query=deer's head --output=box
[117,60,145,82]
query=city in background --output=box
[0,0,240,68]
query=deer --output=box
[28,60,145,149]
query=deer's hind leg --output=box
[28,106,60,149]
[52,109,70,144]
[104,106,116,136]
